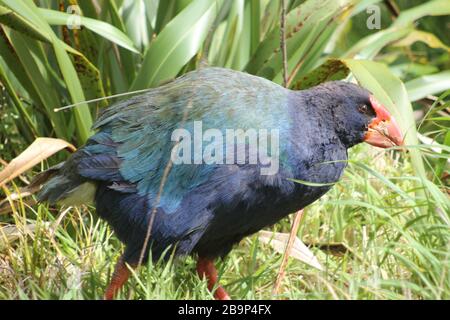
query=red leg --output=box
[104,258,134,300]
[196,257,231,300]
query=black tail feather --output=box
[27,162,65,193]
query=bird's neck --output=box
[288,90,355,149]
[285,91,348,179]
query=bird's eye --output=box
[359,105,368,114]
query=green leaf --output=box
[38,8,139,54]
[405,71,450,102]
[0,0,106,59]
[342,59,427,181]
[104,0,138,89]
[392,30,450,52]
[343,27,412,59]
[1,0,93,143]
[0,62,37,141]
[344,0,450,60]
[291,58,350,90]
[288,178,337,187]
[130,0,223,90]
[351,0,382,15]
[228,0,249,70]
[2,28,68,139]
[0,4,49,43]
[249,0,260,56]
[0,27,42,107]
[113,0,157,52]
[393,0,450,27]
[51,40,93,143]
[430,91,450,181]
[154,0,178,34]
[246,0,355,82]
[350,161,413,201]
[390,63,439,79]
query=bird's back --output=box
[37,67,347,262]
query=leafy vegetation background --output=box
[0,0,449,299]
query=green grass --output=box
[0,0,448,301]
[1,144,448,300]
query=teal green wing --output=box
[92,68,290,213]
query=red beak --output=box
[364,95,404,148]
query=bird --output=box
[31,67,403,300]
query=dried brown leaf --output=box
[0,138,75,188]
[0,224,36,250]
[259,230,323,271]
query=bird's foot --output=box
[214,286,231,300]
[104,258,133,300]
[196,257,231,300]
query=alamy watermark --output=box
[366,5,381,30]
[66,5,81,30]
[170,121,280,176]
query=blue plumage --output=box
[37,67,376,265]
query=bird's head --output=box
[308,81,404,149]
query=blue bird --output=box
[33,67,403,299]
